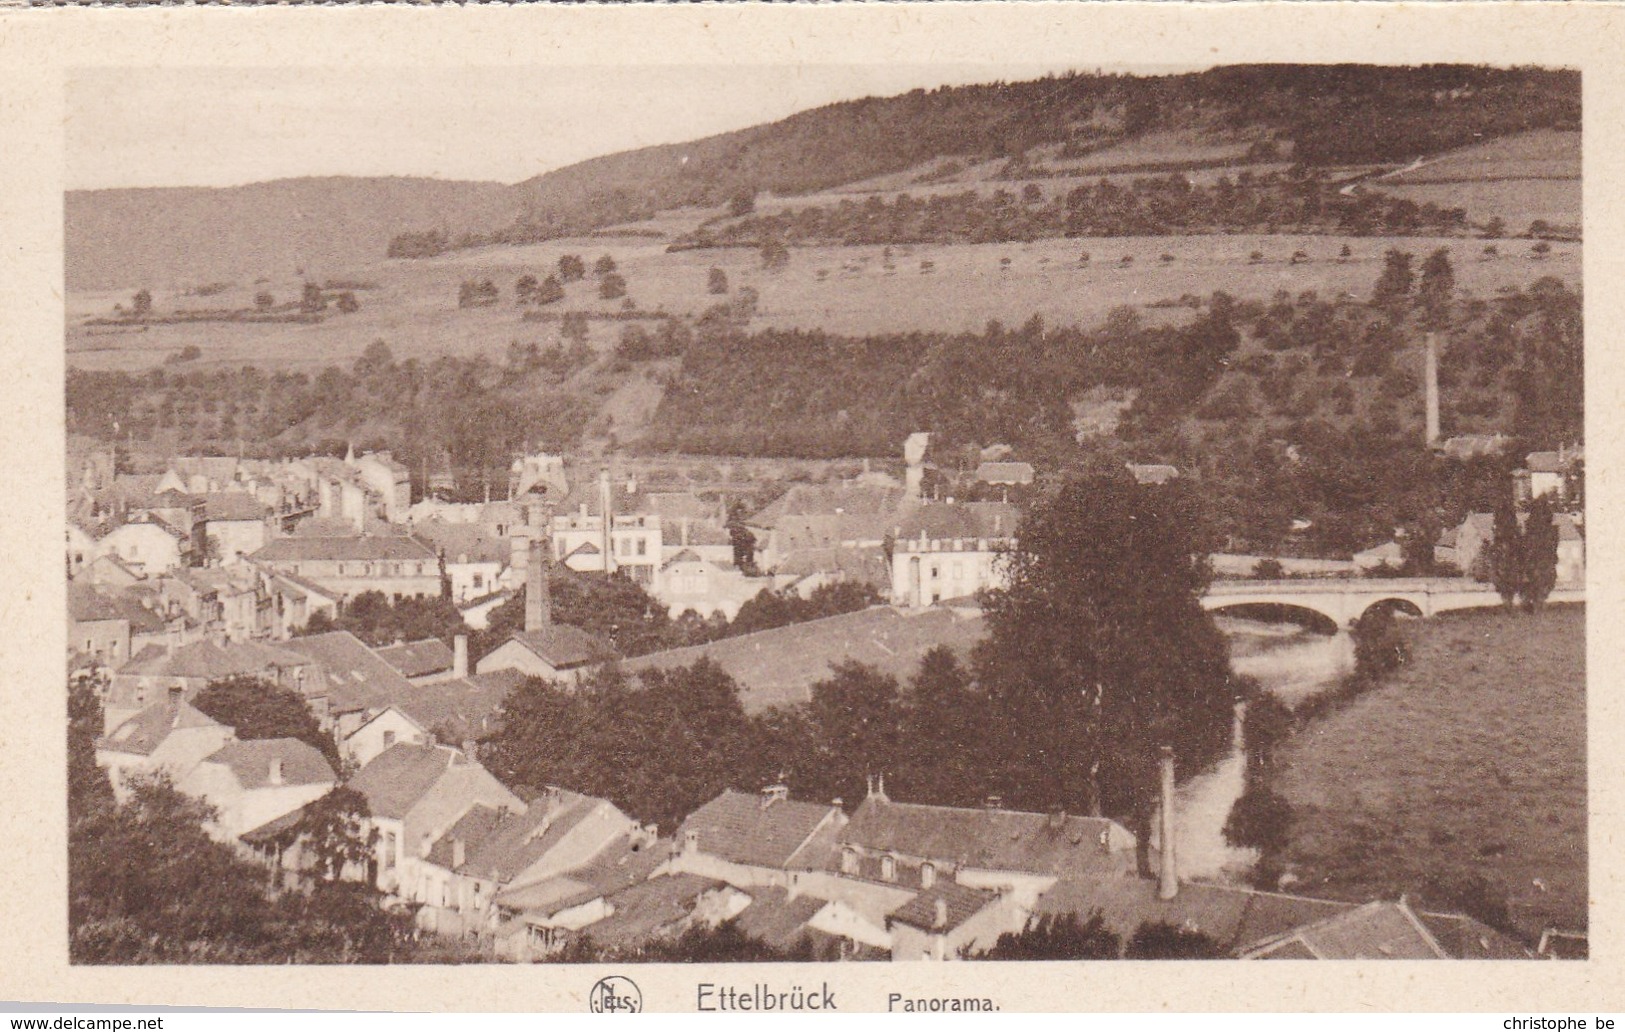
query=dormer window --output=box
[920,862,936,889]
[840,847,858,875]
[880,854,897,882]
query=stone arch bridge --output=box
[1202,576,1583,629]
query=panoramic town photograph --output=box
[63,62,1584,964]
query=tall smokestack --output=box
[526,539,551,632]
[1158,746,1179,900]
[1424,331,1441,448]
[598,468,616,574]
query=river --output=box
[1151,615,1356,884]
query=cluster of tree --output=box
[68,680,464,964]
[1487,494,1562,610]
[299,591,466,652]
[67,339,598,503]
[515,274,566,306]
[978,913,1225,959]
[457,279,501,308]
[718,581,882,639]
[388,66,1574,259]
[484,475,1239,869]
[192,674,342,768]
[673,172,1471,251]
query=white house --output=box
[177,738,337,841]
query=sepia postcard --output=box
[0,0,1620,1014]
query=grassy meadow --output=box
[66,230,1580,374]
[1272,604,1586,937]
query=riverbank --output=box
[1266,604,1585,940]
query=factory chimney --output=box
[598,468,616,574]
[525,538,551,632]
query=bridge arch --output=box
[1355,597,1425,624]
[1204,601,1341,636]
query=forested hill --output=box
[411,64,1578,254]
[68,65,1577,287]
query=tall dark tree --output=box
[725,502,758,575]
[1417,247,1456,326]
[973,473,1234,869]
[707,267,730,295]
[292,786,376,882]
[557,254,586,283]
[192,676,338,766]
[1372,249,1415,305]
[1487,496,1525,608]
[1520,495,1560,610]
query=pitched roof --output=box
[116,639,309,680]
[278,631,416,711]
[96,698,229,756]
[731,887,828,952]
[69,582,130,623]
[458,790,602,884]
[623,606,986,714]
[504,625,617,671]
[750,483,906,529]
[675,790,839,869]
[840,797,1137,880]
[771,545,891,590]
[409,520,507,564]
[252,535,438,563]
[385,673,516,745]
[1242,899,1450,959]
[1033,876,1351,955]
[580,874,726,950]
[376,638,455,679]
[202,492,269,522]
[1525,451,1574,474]
[888,881,998,933]
[893,501,1019,542]
[346,742,462,820]
[424,803,510,870]
[202,738,335,789]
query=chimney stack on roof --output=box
[525,539,551,632]
[761,784,789,808]
[1158,746,1179,901]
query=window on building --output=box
[930,565,939,579]
[636,538,647,557]
[338,563,347,576]
[841,848,858,875]
[472,573,483,589]
[920,862,936,888]
[415,563,424,576]
[881,855,897,882]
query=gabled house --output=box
[1241,899,1451,959]
[176,738,337,841]
[442,789,641,916]
[344,742,523,897]
[885,881,1015,961]
[668,787,847,890]
[376,637,458,684]
[474,542,615,683]
[95,692,236,801]
[649,549,771,621]
[105,638,315,732]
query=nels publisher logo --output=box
[589,975,643,1014]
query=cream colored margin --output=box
[0,1,1619,1013]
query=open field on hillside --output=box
[1373,130,1580,234]
[68,232,1581,373]
[1271,605,1586,938]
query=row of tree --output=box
[673,172,1473,251]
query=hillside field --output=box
[66,231,1580,374]
[1271,605,1587,938]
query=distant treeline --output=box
[387,65,1577,258]
[671,172,1475,251]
